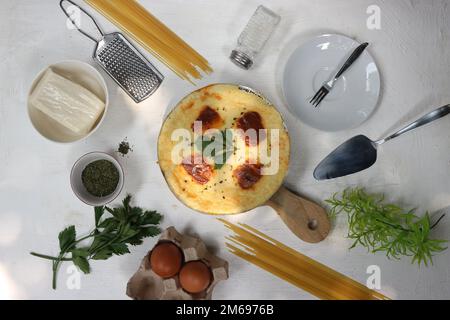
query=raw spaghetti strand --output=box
[239,222,387,299]
[87,0,210,73]
[226,235,370,300]
[219,219,390,300]
[84,0,212,82]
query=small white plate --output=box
[282,34,381,132]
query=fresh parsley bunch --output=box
[31,195,162,289]
[326,188,447,266]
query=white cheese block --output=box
[30,68,105,135]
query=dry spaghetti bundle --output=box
[85,0,212,82]
[220,219,389,300]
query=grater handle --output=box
[60,0,104,43]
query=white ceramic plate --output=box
[282,34,381,132]
[27,60,109,143]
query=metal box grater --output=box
[60,0,163,103]
[95,33,163,103]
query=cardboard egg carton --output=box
[126,226,229,300]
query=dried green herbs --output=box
[327,188,447,266]
[82,160,119,197]
[117,138,133,157]
[30,195,163,289]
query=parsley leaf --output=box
[94,206,104,228]
[58,226,76,252]
[110,243,130,255]
[30,195,163,289]
[91,250,113,261]
[73,255,90,274]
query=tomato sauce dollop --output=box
[236,111,265,146]
[192,106,223,132]
[233,163,262,189]
[182,155,213,185]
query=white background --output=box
[1,0,450,300]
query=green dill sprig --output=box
[326,188,447,266]
[31,195,162,289]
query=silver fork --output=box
[310,42,369,108]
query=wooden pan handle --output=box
[266,186,331,243]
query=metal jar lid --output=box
[230,50,253,70]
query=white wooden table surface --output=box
[1,0,450,300]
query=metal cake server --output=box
[314,104,450,180]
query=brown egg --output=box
[179,261,212,294]
[150,242,183,278]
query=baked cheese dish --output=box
[158,84,290,214]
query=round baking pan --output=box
[158,84,330,243]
